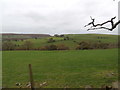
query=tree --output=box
[22,41,33,50]
[85,16,120,31]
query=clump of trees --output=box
[2,41,34,51]
[2,41,15,50]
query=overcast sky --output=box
[0,0,119,35]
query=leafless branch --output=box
[85,16,120,31]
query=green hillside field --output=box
[10,34,118,50]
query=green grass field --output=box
[3,49,118,88]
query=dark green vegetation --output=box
[3,49,118,88]
[2,34,118,50]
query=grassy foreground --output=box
[3,49,118,88]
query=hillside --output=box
[2,34,118,50]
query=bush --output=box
[76,41,92,50]
[40,44,57,50]
[107,43,118,48]
[48,44,57,50]
[57,44,69,50]
[100,43,109,49]
[39,46,47,50]
[91,43,109,49]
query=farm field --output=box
[2,48,118,88]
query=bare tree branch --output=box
[87,27,112,31]
[85,16,120,31]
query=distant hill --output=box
[2,33,51,40]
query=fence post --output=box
[28,64,35,90]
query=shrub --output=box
[40,44,57,50]
[92,43,109,49]
[76,41,92,50]
[48,44,57,50]
[99,43,109,49]
[57,44,69,50]
[107,43,118,48]
[39,46,47,50]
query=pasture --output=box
[2,49,118,88]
